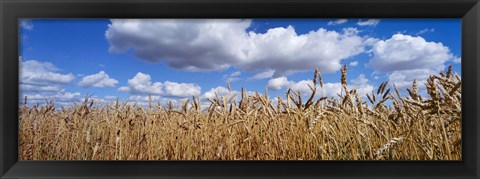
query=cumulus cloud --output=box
[163,81,201,97]
[127,95,186,107]
[118,72,201,97]
[328,19,348,26]
[78,71,118,88]
[369,34,454,72]
[241,27,367,75]
[202,86,238,99]
[117,86,130,92]
[290,80,317,95]
[118,72,164,95]
[289,79,343,97]
[267,74,373,98]
[106,19,251,71]
[20,59,75,86]
[24,92,81,102]
[349,61,359,67]
[200,86,258,106]
[453,57,461,64]
[21,91,83,107]
[364,37,380,46]
[368,34,459,96]
[267,77,342,97]
[18,58,85,106]
[129,95,162,102]
[388,69,433,89]
[357,19,380,26]
[230,71,241,77]
[351,74,374,97]
[248,70,275,80]
[20,57,76,104]
[319,83,344,98]
[106,19,369,76]
[267,77,292,90]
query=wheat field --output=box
[19,65,461,160]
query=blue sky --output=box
[19,19,461,106]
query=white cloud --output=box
[129,95,162,102]
[202,86,238,99]
[118,72,201,97]
[230,71,241,77]
[290,77,371,98]
[248,70,275,80]
[199,86,258,107]
[388,69,432,89]
[351,74,374,97]
[292,80,342,98]
[319,83,344,98]
[202,88,267,109]
[118,72,164,95]
[20,58,76,102]
[352,74,368,85]
[21,91,83,106]
[369,34,454,72]
[24,92,81,102]
[20,20,33,30]
[242,27,367,75]
[357,19,380,26]
[106,19,251,72]
[328,19,348,26]
[118,86,130,92]
[267,77,293,90]
[267,75,373,98]
[267,77,341,97]
[55,92,82,102]
[19,58,85,106]
[290,80,316,95]
[163,81,201,97]
[368,34,458,96]
[20,59,75,86]
[78,71,118,88]
[364,37,380,46]
[349,61,359,66]
[106,19,369,76]
[127,95,184,107]
[453,57,461,64]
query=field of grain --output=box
[19,65,462,160]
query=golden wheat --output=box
[18,65,462,160]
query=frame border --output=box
[1,0,479,178]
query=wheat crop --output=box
[19,65,462,160]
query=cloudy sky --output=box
[19,19,461,106]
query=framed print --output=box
[1,0,479,178]
[16,18,463,161]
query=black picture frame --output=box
[1,0,479,178]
